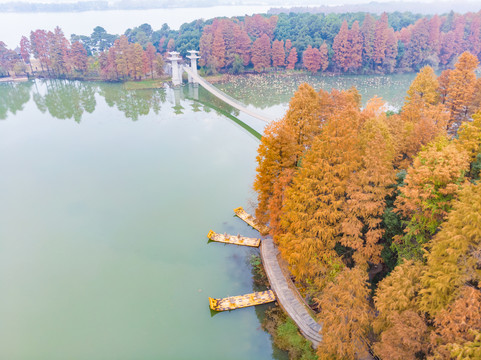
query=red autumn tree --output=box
[251,33,271,72]
[373,12,389,68]
[428,15,442,58]
[361,13,376,69]
[144,42,157,79]
[302,45,322,73]
[235,28,251,66]
[286,47,298,70]
[440,31,456,66]
[199,25,214,69]
[244,14,277,39]
[211,27,226,70]
[319,42,329,71]
[48,27,70,76]
[166,38,175,52]
[129,42,145,80]
[271,39,285,69]
[467,13,481,57]
[333,20,350,71]
[115,35,130,78]
[30,29,50,73]
[69,41,88,74]
[348,20,363,71]
[19,36,32,72]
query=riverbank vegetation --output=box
[1,10,481,81]
[254,52,481,359]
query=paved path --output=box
[183,67,274,123]
[260,237,323,347]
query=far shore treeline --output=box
[0,10,481,81]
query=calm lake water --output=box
[0,5,273,48]
[0,73,414,359]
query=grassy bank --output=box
[123,79,164,90]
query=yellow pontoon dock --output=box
[209,290,276,311]
[233,207,270,236]
[207,230,261,247]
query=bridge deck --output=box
[183,67,274,123]
[260,237,323,347]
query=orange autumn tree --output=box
[254,84,323,234]
[457,111,481,163]
[373,260,429,359]
[445,51,479,130]
[341,100,396,268]
[277,88,362,285]
[419,182,481,317]
[395,66,448,168]
[373,260,424,331]
[374,310,429,360]
[316,267,373,360]
[430,286,481,359]
[405,65,439,105]
[394,137,469,260]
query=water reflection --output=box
[0,79,252,125]
[171,86,184,115]
[99,83,166,121]
[0,81,32,120]
[33,80,96,122]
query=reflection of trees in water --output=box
[33,80,96,123]
[98,83,166,121]
[29,80,167,122]
[0,81,33,120]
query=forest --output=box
[253,52,481,359]
[1,10,481,80]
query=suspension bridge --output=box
[168,51,275,124]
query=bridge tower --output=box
[167,51,183,86]
[186,50,200,84]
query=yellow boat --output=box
[207,230,261,247]
[233,207,270,236]
[209,290,276,311]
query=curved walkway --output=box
[260,237,323,347]
[183,67,274,123]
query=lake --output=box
[0,73,415,359]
